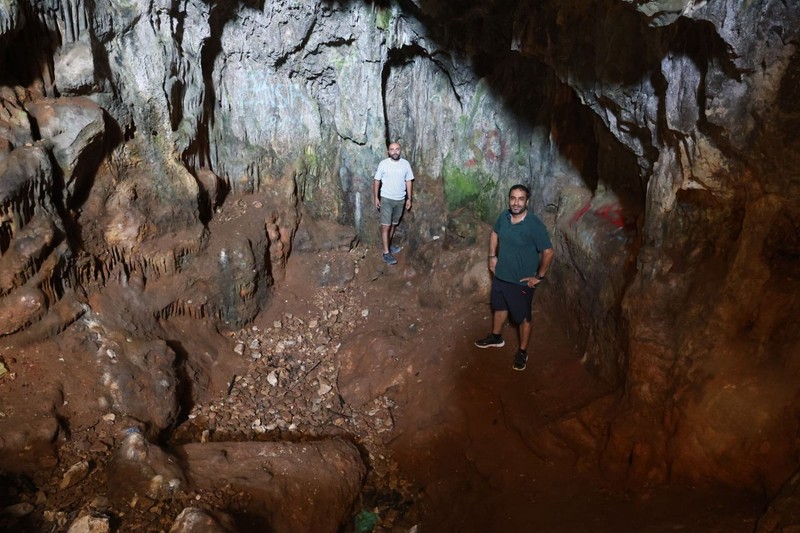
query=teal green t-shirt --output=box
[493,210,552,285]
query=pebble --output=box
[60,461,90,489]
[2,502,34,517]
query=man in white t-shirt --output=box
[373,142,414,265]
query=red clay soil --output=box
[0,244,767,532]
[313,247,766,532]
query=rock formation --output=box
[0,0,798,530]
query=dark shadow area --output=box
[0,3,59,92]
[0,473,39,531]
[164,340,196,436]
[384,286,767,531]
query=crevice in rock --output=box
[381,43,429,146]
[164,339,195,437]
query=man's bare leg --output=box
[519,319,531,351]
[381,224,391,254]
[387,223,397,251]
[492,310,508,336]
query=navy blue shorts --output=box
[490,277,535,324]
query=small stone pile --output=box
[173,281,415,529]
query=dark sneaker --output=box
[513,350,528,371]
[383,252,398,265]
[474,334,505,348]
[389,244,403,254]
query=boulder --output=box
[25,97,105,204]
[106,428,185,504]
[55,41,97,95]
[0,414,60,474]
[91,334,180,432]
[175,439,365,533]
[169,507,236,533]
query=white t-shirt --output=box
[374,158,414,201]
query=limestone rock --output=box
[293,217,359,253]
[25,97,105,203]
[107,429,185,504]
[85,328,180,431]
[0,415,60,474]
[169,507,236,533]
[55,40,97,96]
[0,145,55,225]
[0,86,33,149]
[1,502,34,518]
[0,286,47,335]
[66,513,110,533]
[110,346,179,429]
[60,460,91,489]
[175,439,366,533]
[0,215,57,294]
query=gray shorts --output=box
[380,197,405,226]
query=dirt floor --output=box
[327,247,766,532]
[0,243,767,532]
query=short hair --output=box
[509,184,530,200]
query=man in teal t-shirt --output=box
[474,184,555,371]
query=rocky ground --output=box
[0,241,772,532]
[0,245,419,532]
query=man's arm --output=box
[405,179,413,210]
[373,178,381,209]
[520,247,554,287]
[538,248,554,278]
[488,231,499,274]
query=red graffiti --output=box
[569,201,592,226]
[483,130,506,162]
[570,200,625,229]
[594,204,625,228]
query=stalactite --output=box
[0,154,55,255]
[155,299,213,322]
[0,1,21,36]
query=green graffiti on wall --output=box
[375,7,391,30]
[442,160,496,220]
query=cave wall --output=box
[0,0,799,494]
[510,0,800,490]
